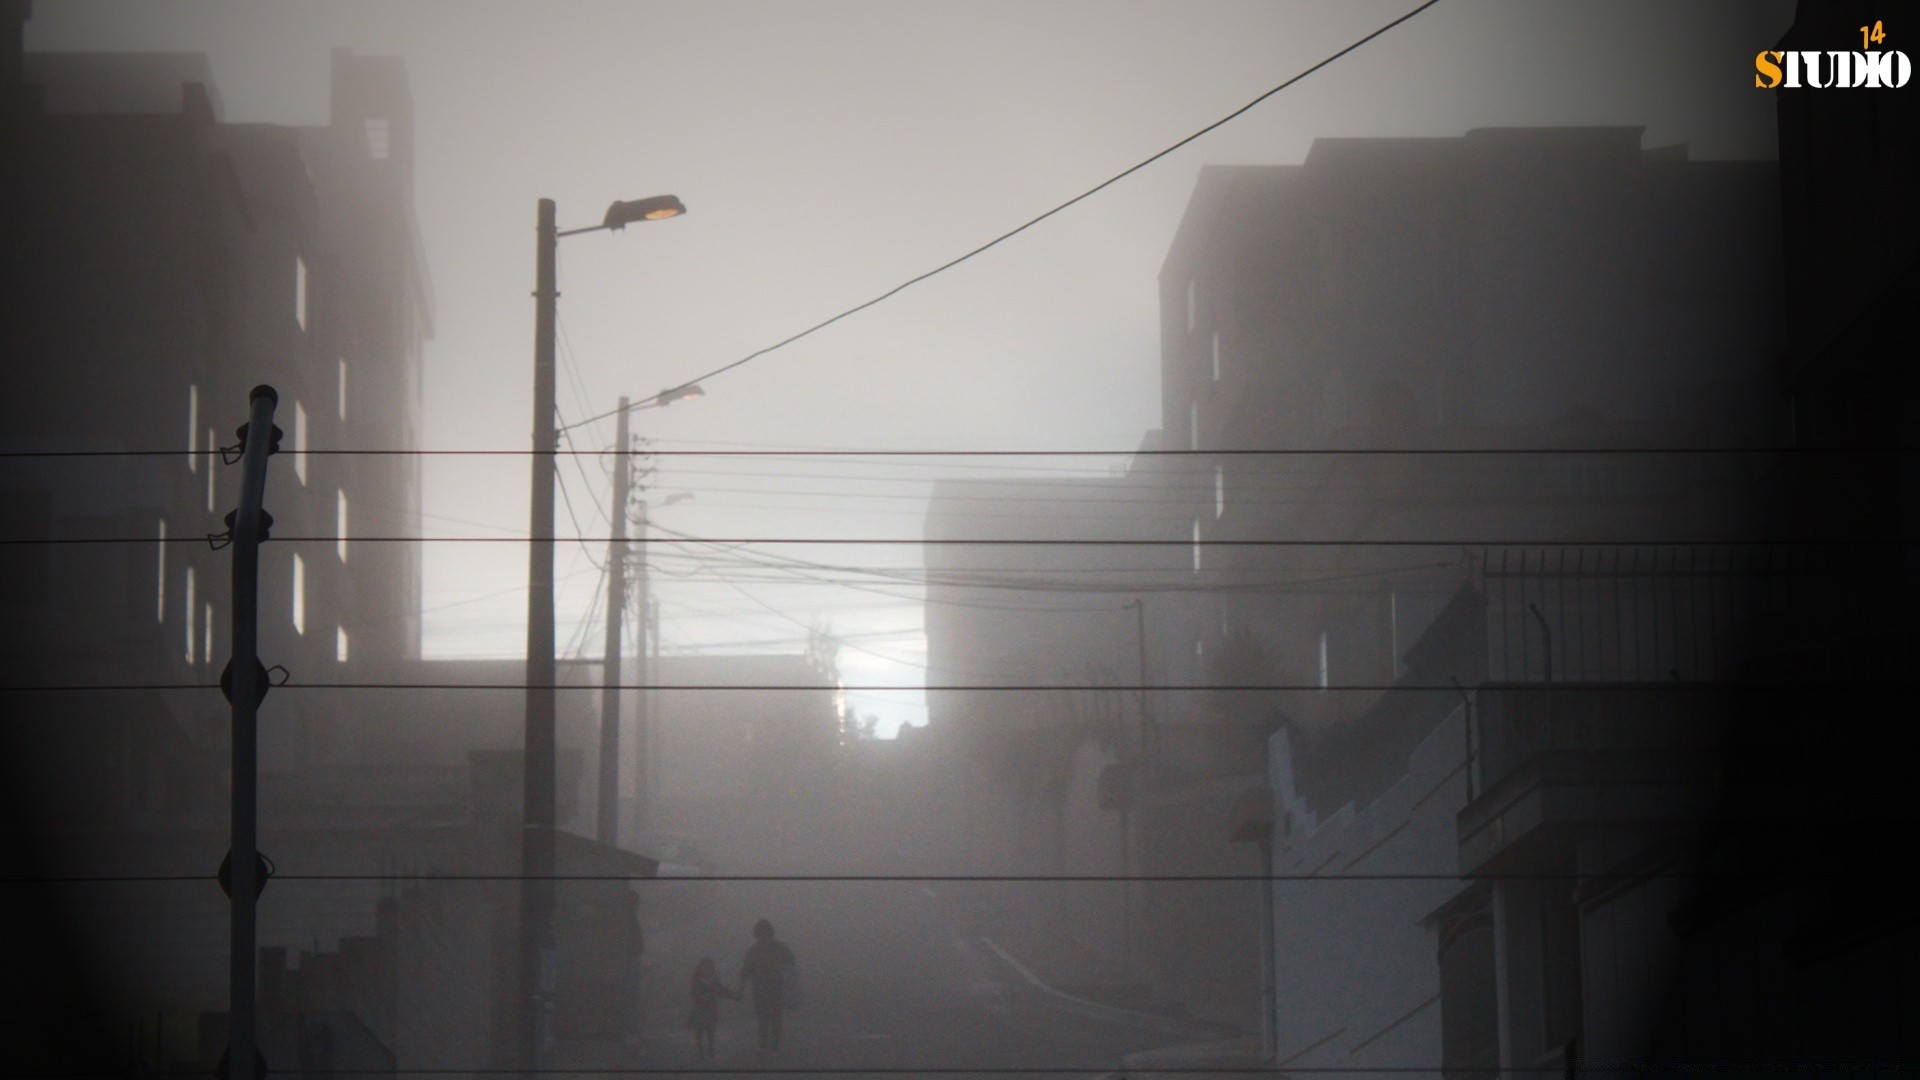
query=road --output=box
[631,878,1221,1078]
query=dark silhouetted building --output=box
[2,11,431,1071]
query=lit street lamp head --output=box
[654,382,704,407]
[603,194,686,230]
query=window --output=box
[188,385,199,472]
[156,519,167,622]
[338,358,348,421]
[184,567,196,663]
[203,603,213,666]
[206,430,216,511]
[293,400,308,485]
[364,118,390,160]
[1318,630,1330,690]
[1191,519,1203,572]
[336,489,349,563]
[295,255,308,331]
[336,626,350,663]
[291,552,306,635]
[1211,331,1221,381]
[1186,278,1197,333]
[1214,464,1225,519]
[1189,400,1200,452]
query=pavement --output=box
[625,878,1237,1078]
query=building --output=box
[1,11,432,1071]
[1,19,432,815]
[1232,28,1915,1075]
[1158,127,1779,740]
[919,125,1789,1039]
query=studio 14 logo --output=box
[1755,19,1911,88]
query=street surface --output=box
[631,879,1216,1078]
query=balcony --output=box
[1456,683,1723,876]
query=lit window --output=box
[364,118,390,160]
[184,567,196,663]
[1191,519,1202,572]
[204,603,213,665]
[295,255,308,331]
[188,385,199,472]
[293,401,308,485]
[1318,631,1330,690]
[1214,464,1225,519]
[1211,331,1221,381]
[1189,400,1199,452]
[292,552,306,635]
[155,519,167,622]
[338,358,348,421]
[336,626,350,663]
[336,489,349,563]
[206,430,216,511]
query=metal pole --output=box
[226,384,279,1080]
[596,398,630,846]
[520,197,559,1076]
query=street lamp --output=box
[521,195,682,1077]
[603,194,686,229]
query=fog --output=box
[7,0,1914,1077]
[20,0,1792,736]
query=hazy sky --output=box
[26,0,1793,734]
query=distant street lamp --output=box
[521,194,683,1077]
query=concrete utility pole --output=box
[516,191,683,1074]
[631,499,650,834]
[520,197,560,1076]
[225,384,280,1080]
[596,398,631,846]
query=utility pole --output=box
[224,384,279,1080]
[515,192,683,1074]
[631,498,650,834]
[596,398,631,846]
[519,197,559,1077]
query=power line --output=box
[666,0,1398,392]
[3,870,1837,884]
[10,444,1908,459]
[26,1064,1886,1075]
[10,536,1892,547]
[0,681,1873,693]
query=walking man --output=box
[738,918,797,1053]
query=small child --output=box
[687,956,736,1061]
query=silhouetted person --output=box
[737,918,797,1052]
[687,956,734,1061]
